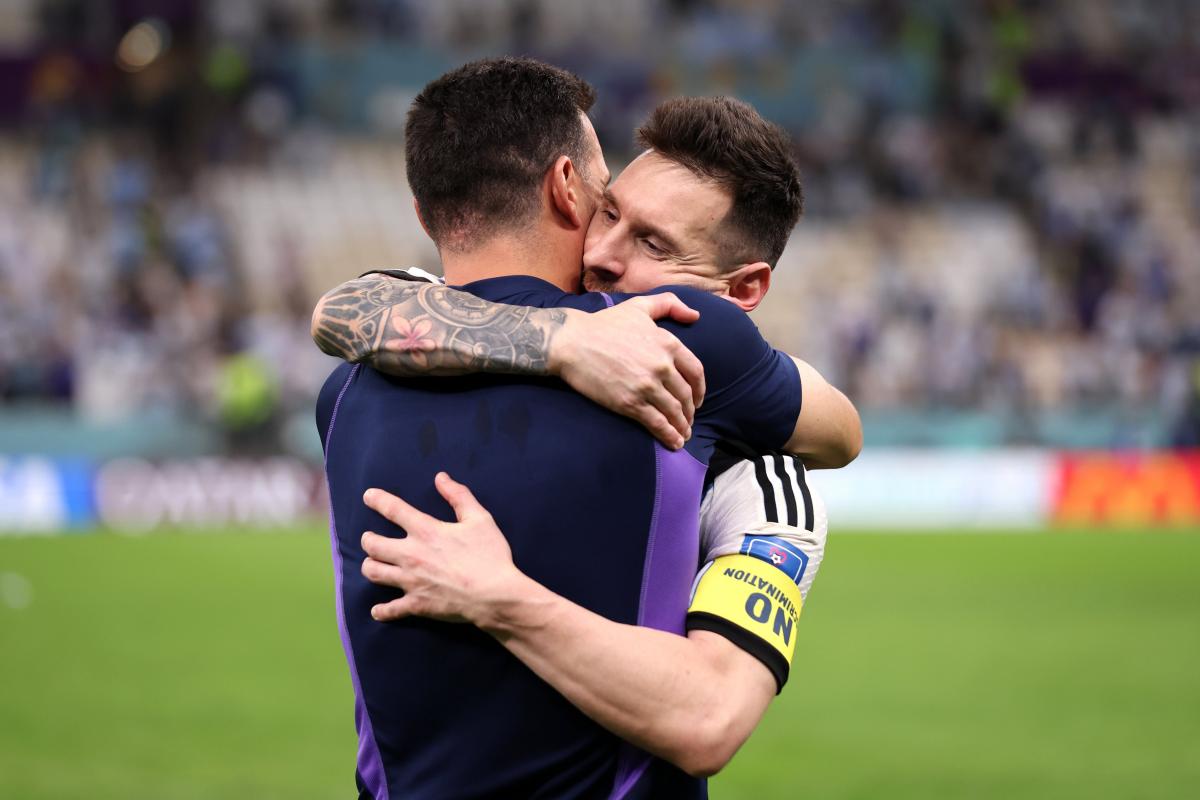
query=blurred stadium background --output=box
[1,0,1198,797]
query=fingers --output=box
[636,406,686,450]
[371,597,417,622]
[363,487,429,534]
[361,530,402,562]
[673,340,706,411]
[645,381,689,448]
[361,553,408,588]
[654,331,697,426]
[434,472,490,522]
[627,372,688,448]
[647,331,695,435]
[662,368,695,432]
[635,292,700,324]
[644,327,700,428]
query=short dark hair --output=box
[405,57,596,251]
[636,97,803,268]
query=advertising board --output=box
[3,451,1199,534]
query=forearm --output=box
[314,277,706,448]
[359,480,772,774]
[476,576,769,776]
[311,276,567,376]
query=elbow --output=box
[681,743,734,777]
[670,715,743,778]
[807,412,862,470]
[836,414,864,468]
[793,382,864,470]
[826,398,863,469]
[311,287,369,363]
[309,296,331,351]
[680,751,734,780]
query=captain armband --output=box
[686,537,807,693]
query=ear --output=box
[413,198,433,240]
[546,155,585,230]
[723,262,772,312]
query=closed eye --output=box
[642,238,666,256]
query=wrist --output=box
[472,570,554,638]
[545,309,584,378]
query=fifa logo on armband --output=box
[740,535,808,586]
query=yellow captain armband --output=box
[686,552,804,693]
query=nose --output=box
[583,225,625,284]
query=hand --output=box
[360,473,528,625]
[550,294,705,450]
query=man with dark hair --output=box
[403,57,599,250]
[316,58,833,798]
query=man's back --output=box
[318,275,799,798]
[318,277,715,799]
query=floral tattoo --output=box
[313,275,567,376]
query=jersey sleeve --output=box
[688,451,829,692]
[613,286,801,452]
[699,452,827,601]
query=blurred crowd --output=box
[1,0,1198,448]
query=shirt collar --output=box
[451,275,571,304]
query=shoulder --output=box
[644,285,746,325]
[615,286,770,389]
[607,285,740,319]
[549,291,613,312]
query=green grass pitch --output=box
[2,529,1198,799]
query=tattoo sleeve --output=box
[312,276,567,376]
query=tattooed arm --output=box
[312,275,706,449]
[312,275,567,376]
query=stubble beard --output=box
[581,270,618,294]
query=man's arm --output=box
[312,274,706,449]
[314,275,860,464]
[359,475,778,777]
[651,289,860,468]
[783,357,862,469]
[312,274,561,375]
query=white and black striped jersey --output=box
[699,443,827,602]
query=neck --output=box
[440,231,581,293]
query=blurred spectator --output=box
[0,0,1198,449]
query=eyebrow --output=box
[603,188,683,255]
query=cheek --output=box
[584,216,604,248]
[622,259,672,293]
